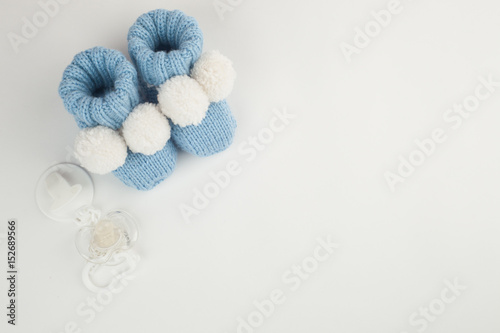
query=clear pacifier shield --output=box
[35,163,94,223]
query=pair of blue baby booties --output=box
[58,9,237,190]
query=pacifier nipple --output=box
[36,163,94,223]
[92,220,122,249]
[45,172,82,211]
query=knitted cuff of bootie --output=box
[128,9,237,156]
[58,47,177,190]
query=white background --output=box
[1,0,500,332]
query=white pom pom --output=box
[190,50,236,102]
[121,103,170,155]
[74,126,127,174]
[157,75,209,127]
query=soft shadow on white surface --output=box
[0,0,499,332]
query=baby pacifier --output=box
[35,163,139,290]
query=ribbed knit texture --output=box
[129,9,237,156]
[171,100,236,156]
[128,9,203,86]
[113,140,177,191]
[59,47,140,130]
[59,46,177,191]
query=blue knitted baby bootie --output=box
[58,47,177,190]
[128,9,237,156]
